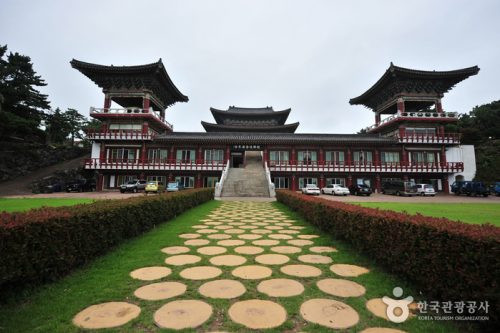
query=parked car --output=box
[119,179,147,193]
[453,181,489,197]
[381,180,417,196]
[167,181,185,192]
[302,184,320,195]
[493,182,500,196]
[66,179,96,192]
[321,184,350,196]
[349,184,372,196]
[145,181,166,194]
[414,184,436,196]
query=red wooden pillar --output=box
[398,126,405,138]
[374,149,380,168]
[375,174,381,193]
[436,99,443,113]
[97,174,104,191]
[103,95,111,111]
[99,143,106,162]
[375,113,381,125]
[443,176,450,193]
[196,173,202,188]
[263,147,268,167]
[318,148,324,166]
[143,95,150,113]
[291,147,296,165]
[401,146,408,167]
[225,146,231,164]
[140,143,147,163]
[197,147,203,164]
[168,173,174,182]
[397,98,405,113]
[142,121,149,134]
[346,148,352,167]
[291,174,297,191]
[440,146,447,166]
[319,174,325,189]
[347,175,353,187]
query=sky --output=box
[1,0,499,134]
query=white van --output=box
[415,184,436,196]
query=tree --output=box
[64,108,87,145]
[0,45,50,141]
[45,108,70,144]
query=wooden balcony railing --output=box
[396,133,461,144]
[365,111,459,132]
[85,130,154,140]
[267,160,464,173]
[83,158,226,171]
[90,107,174,130]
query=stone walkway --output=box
[72,201,409,332]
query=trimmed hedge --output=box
[276,191,500,326]
[0,189,213,294]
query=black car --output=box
[349,184,372,196]
[66,179,96,192]
[453,181,489,197]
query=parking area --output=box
[315,192,500,203]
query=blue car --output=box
[494,182,500,196]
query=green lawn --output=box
[0,200,463,333]
[0,198,95,213]
[355,203,500,226]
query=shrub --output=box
[276,190,500,326]
[0,189,213,294]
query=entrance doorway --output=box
[231,152,244,168]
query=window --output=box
[272,177,289,189]
[381,152,400,164]
[148,149,168,163]
[326,178,345,186]
[147,175,166,184]
[204,149,224,163]
[176,149,195,163]
[405,128,437,136]
[411,152,436,164]
[297,150,317,165]
[108,124,142,131]
[299,177,317,189]
[269,151,289,165]
[353,151,373,165]
[175,176,195,188]
[108,148,137,162]
[204,176,219,188]
[325,151,345,165]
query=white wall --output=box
[91,143,101,159]
[446,145,476,190]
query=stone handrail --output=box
[264,161,276,198]
[214,160,230,198]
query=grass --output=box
[0,198,95,213]
[354,202,500,226]
[0,200,465,333]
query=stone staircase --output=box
[221,151,270,197]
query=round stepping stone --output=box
[280,264,322,277]
[214,225,233,230]
[154,300,212,330]
[298,235,320,239]
[366,298,390,320]
[179,233,201,239]
[184,239,210,246]
[161,246,190,255]
[225,228,245,234]
[252,239,280,246]
[73,302,141,329]
[239,225,258,229]
[359,328,408,333]
[130,266,171,281]
[207,233,232,240]
[310,246,337,253]
[265,226,283,230]
[287,239,314,246]
[255,254,290,265]
[217,239,245,246]
[235,246,265,255]
[180,266,223,280]
[197,246,227,255]
[289,226,306,230]
[134,281,187,300]
[205,222,222,225]
[300,298,359,329]
[251,222,269,226]
[210,254,247,266]
[228,300,287,329]
[257,278,304,297]
[317,278,366,297]
[238,234,262,240]
[269,234,293,240]
[228,222,244,226]
[330,264,370,277]
[197,229,218,234]
[271,246,301,254]
[232,265,273,280]
[298,254,333,264]
[165,254,202,266]
[199,279,246,299]
[276,223,292,226]
[192,225,207,229]
[251,229,273,234]
[278,229,300,234]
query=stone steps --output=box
[221,152,270,197]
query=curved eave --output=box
[210,108,291,124]
[70,59,188,105]
[155,132,397,146]
[201,121,299,133]
[349,64,480,106]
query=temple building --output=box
[72,59,479,195]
